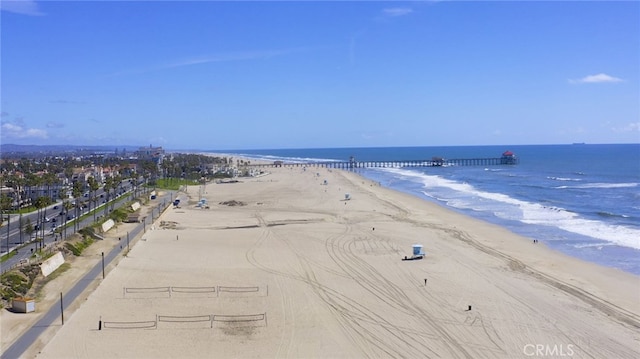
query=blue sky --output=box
[1,0,638,150]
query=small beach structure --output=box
[345,193,351,200]
[403,244,424,261]
[125,213,140,223]
[500,151,518,165]
[197,199,209,209]
[12,297,35,313]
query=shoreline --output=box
[215,149,640,276]
[339,169,640,314]
[6,165,639,358]
[351,166,640,276]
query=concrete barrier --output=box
[101,219,115,233]
[40,251,65,277]
[131,201,141,211]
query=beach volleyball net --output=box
[123,286,218,298]
[101,313,267,330]
[217,286,261,295]
[212,313,267,327]
[123,286,170,298]
[102,320,157,330]
[157,314,214,329]
[123,285,266,298]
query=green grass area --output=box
[6,206,36,215]
[0,250,17,263]
[65,237,95,256]
[0,264,40,302]
[155,178,198,191]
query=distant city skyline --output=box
[1,1,638,150]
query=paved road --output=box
[0,191,174,359]
[1,185,138,253]
[1,187,159,273]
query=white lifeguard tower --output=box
[412,244,424,256]
[403,244,424,261]
[196,198,209,209]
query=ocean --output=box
[209,144,640,275]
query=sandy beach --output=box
[8,166,640,358]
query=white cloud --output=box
[50,99,86,104]
[612,122,640,133]
[1,122,48,139]
[0,0,45,16]
[382,8,413,17]
[46,121,65,128]
[569,73,624,84]
[109,47,310,76]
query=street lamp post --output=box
[5,215,10,253]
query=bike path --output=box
[1,196,171,359]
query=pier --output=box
[259,152,519,169]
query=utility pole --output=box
[60,292,64,325]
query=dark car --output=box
[53,205,59,210]
[67,215,75,220]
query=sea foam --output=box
[379,167,640,250]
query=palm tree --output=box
[11,175,27,244]
[24,217,34,243]
[42,172,58,203]
[71,181,82,233]
[64,167,74,186]
[22,173,42,243]
[111,174,122,211]
[103,177,113,218]
[125,173,135,201]
[161,160,171,187]
[87,177,100,222]
[0,194,12,252]
[34,196,51,251]
[63,200,73,240]
[24,173,40,209]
